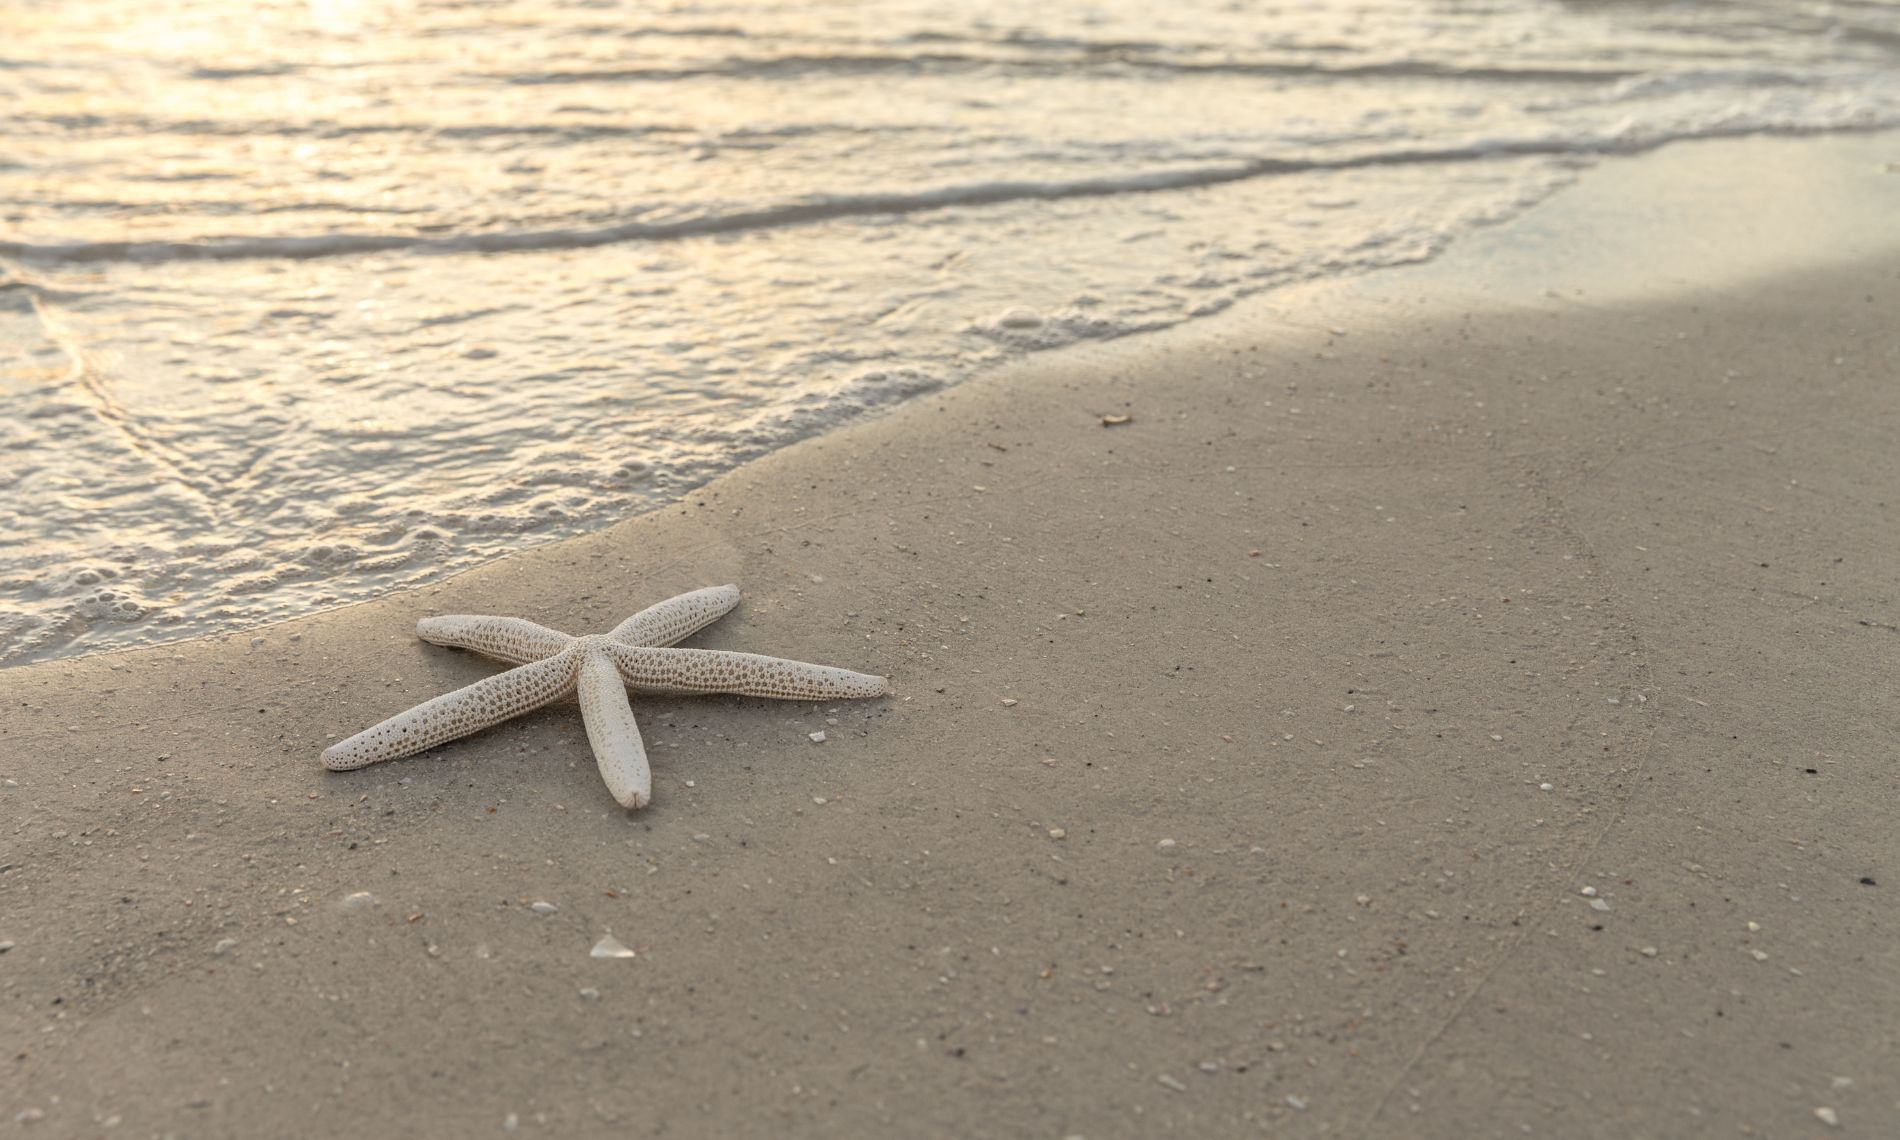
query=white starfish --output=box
[320,585,888,809]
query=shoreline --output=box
[10,130,1898,669]
[4,131,1898,1136]
[11,128,1898,673]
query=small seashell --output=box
[591,935,636,960]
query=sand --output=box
[4,132,1898,1137]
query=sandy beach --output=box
[4,132,1898,1137]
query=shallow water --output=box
[4,0,1898,663]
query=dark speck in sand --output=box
[1860,876,1877,886]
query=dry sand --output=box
[4,133,1898,1138]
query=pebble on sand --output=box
[530,901,558,915]
[1814,1106,1840,1127]
[1156,838,1177,850]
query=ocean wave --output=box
[492,53,1643,87]
[7,111,1895,267]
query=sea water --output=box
[3,0,1897,663]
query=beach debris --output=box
[319,585,888,810]
[1156,838,1177,850]
[529,901,558,915]
[341,890,377,910]
[808,730,827,743]
[1048,827,1067,840]
[590,934,631,960]
[0,941,13,954]
[1814,1106,1840,1127]
[579,987,601,1002]
[213,938,238,956]
[1100,413,1134,427]
[1000,698,1019,707]
[1157,1074,1188,1093]
[1285,1095,1309,1111]
[1589,898,1611,912]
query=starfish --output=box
[320,585,888,809]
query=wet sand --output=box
[4,133,1898,1137]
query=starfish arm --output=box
[604,643,889,701]
[577,645,652,809]
[416,615,574,664]
[609,584,741,648]
[321,647,582,771]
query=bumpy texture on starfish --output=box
[320,585,888,809]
